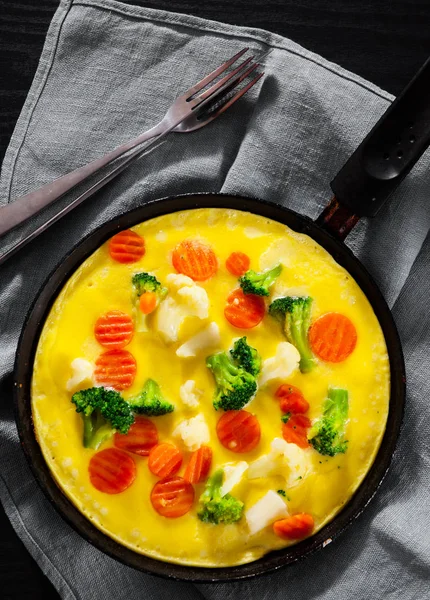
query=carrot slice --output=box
[171,239,217,281]
[94,349,137,391]
[273,514,314,539]
[184,446,213,484]
[217,410,261,453]
[109,230,145,264]
[224,288,265,329]
[94,310,134,349]
[282,414,311,449]
[226,252,250,277]
[148,443,183,478]
[276,384,310,414]
[139,291,158,315]
[114,416,158,456]
[150,476,195,518]
[88,448,136,494]
[309,312,357,363]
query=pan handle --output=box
[315,197,359,241]
[316,55,430,240]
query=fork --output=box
[0,48,263,255]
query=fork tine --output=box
[184,47,249,97]
[207,72,264,119]
[194,57,256,102]
[222,62,260,92]
[194,62,260,112]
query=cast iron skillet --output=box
[14,192,406,582]
[13,57,430,581]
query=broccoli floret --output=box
[309,388,349,457]
[71,387,134,450]
[230,337,262,377]
[127,378,174,416]
[269,296,316,373]
[206,351,257,411]
[239,264,282,296]
[132,272,167,297]
[131,272,167,332]
[198,469,244,525]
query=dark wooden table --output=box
[1,0,429,597]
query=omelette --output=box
[31,208,390,567]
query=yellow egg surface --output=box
[31,208,390,567]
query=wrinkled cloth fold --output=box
[1,1,429,598]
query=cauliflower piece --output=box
[155,274,209,343]
[273,438,311,486]
[245,490,288,535]
[248,437,311,486]
[247,454,277,480]
[172,414,210,451]
[179,380,203,408]
[220,462,249,496]
[156,298,187,342]
[66,358,93,393]
[177,286,209,320]
[166,273,195,289]
[259,342,300,386]
[166,274,209,321]
[176,322,221,358]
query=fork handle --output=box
[0,121,165,238]
[0,134,169,267]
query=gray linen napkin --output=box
[1,1,429,598]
